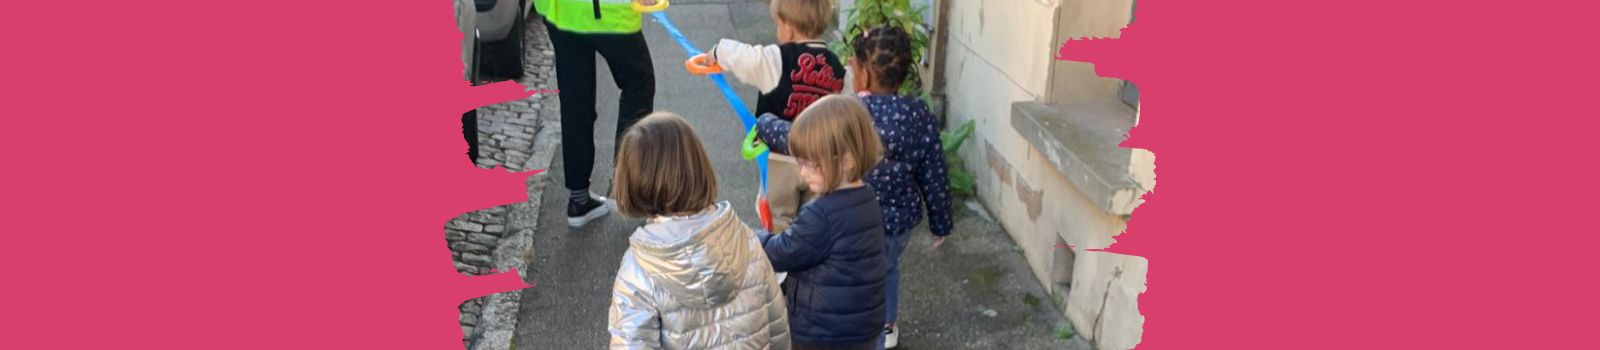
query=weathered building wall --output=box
[939,0,1149,348]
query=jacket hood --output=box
[627,201,755,309]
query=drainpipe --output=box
[927,0,950,126]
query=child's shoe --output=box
[884,324,898,348]
[567,192,612,227]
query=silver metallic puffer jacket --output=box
[608,201,792,350]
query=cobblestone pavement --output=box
[451,13,562,349]
[453,198,543,349]
[447,206,508,340]
[474,15,558,172]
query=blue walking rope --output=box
[648,10,772,209]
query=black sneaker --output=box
[566,194,612,227]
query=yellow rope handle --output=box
[632,0,669,13]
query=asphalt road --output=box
[515,3,769,349]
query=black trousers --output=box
[545,21,656,192]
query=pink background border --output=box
[4,0,1597,348]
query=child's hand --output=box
[637,0,657,6]
[685,53,723,75]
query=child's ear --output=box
[783,23,799,40]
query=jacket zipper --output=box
[592,0,602,19]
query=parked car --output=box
[457,0,533,85]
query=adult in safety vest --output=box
[533,0,657,227]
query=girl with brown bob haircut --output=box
[607,112,792,349]
[610,113,719,217]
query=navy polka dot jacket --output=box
[755,94,954,237]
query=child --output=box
[706,0,846,232]
[758,26,954,349]
[756,95,886,350]
[852,26,954,350]
[606,113,791,350]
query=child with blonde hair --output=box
[757,25,954,349]
[756,95,887,350]
[706,0,847,233]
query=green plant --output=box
[941,119,976,197]
[839,1,973,197]
[831,0,932,101]
[1022,293,1042,308]
[1056,322,1077,339]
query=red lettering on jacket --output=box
[778,53,845,117]
[791,53,843,92]
[784,93,823,117]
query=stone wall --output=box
[447,206,509,343]
[475,15,557,172]
[446,199,542,350]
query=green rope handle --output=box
[742,127,768,160]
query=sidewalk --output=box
[514,1,1082,348]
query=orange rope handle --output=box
[684,53,723,75]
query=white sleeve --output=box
[710,39,783,93]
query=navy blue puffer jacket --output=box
[756,186,887,346]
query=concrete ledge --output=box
[1010,100,1151,216]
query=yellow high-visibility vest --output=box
[533,0,642,34]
